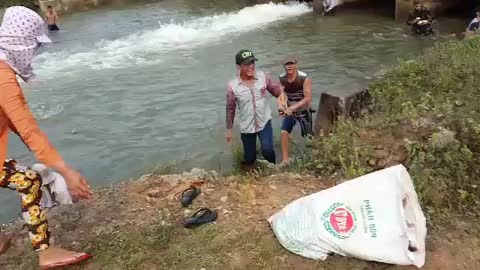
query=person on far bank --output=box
[0,6,92,269]
[407,0,433,36]
[322,0,337,15]
[226,50,283,169]
[45,5,60,32]
[465,7,480,39]
[278,56,313,167]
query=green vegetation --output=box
[299,37,480,222]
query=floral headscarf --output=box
[0,6,51,82]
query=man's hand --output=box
[284,107,293,116]
[226,129,233,144]
[63,169,93,200]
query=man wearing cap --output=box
[407,0,433,36]
[278,57,313,166]
[226,49,283,168]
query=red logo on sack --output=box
[329,207,354,235]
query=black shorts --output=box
[48,24,60,31]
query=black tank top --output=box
[279,70,308,106]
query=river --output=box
[0,0,467,223]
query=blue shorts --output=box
[281,111,313,137]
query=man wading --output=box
[278,56,312,166]
[226,50,282,169]
[465,7,480,39]
[45,6,60,32]
[407,0,433,36]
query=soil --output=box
[0,169,478,270]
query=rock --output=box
[313,89,372,135]
[71,129,77,134]
[220,196,228,202]
[210,170,220,179]
[269,185,277,190]
[225,176,236,182]
[183,168,211,180]
[430,128,456,148]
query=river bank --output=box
[0,169,479,270]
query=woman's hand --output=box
[63,169,93,200]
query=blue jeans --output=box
[240,120,276,165]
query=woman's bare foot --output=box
[39,246,90,269]
[0,233,12,254]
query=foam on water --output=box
[34,2,311,77]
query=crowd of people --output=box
[0,1,479,269]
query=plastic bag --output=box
[268,164,427,268]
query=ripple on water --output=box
[31,103,65,120]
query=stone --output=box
[220,196,228,202]
[313,89,372,135]
[225,176,236,182]
[184,168,209,179]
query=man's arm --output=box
[265,74,282,98]
[277,85,287,111]
[226,84,236,130]
[288,77,312,113]
[407,12,418,25]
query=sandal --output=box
[183,208,218,229]
[180,186,201,207]
[40,253,91,270]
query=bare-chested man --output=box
[45,6,60,31]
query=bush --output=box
[303,37,480,220]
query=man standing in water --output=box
[45,6,60,32]
[465,7,480,39]
[278,56,313,166]
[407,0,433,36]
[226,50,282,169]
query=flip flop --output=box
[183,208,218,229]
[39,253,92,270]
[0,233,12,254]
[180,186,201,207]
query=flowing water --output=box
[0,0,467,223]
